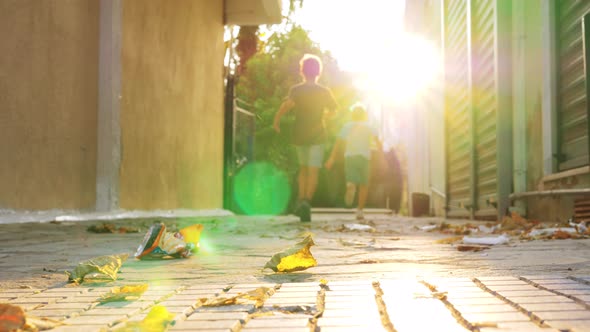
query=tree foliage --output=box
[235,25,359,186]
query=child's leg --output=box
[357,184,369,211]
[298,166,308,202]
[345,182,356,207]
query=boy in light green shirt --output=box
[325,104,382,220]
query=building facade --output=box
[406,0,590,222]
[0,0,280,213]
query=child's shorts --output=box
[345,155,370,185]
[296,144,324,168]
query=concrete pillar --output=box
[96,0,122,211]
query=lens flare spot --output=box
[233,162,291,215]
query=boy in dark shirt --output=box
[273,54,337,222]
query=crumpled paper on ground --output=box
[462,234,509,246]
[264,235,317,272]
[66,254,128,284]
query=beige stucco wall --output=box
[0,0,99,210]
[119,0,224,209]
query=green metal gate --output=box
[556,0,590,170]
[444,0,498,219]
[444,0,471,218]
[472,0,497,218]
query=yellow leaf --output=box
[264,235,317,273]
[197,287,274,308]
[100,284,149,303]
[319,279,328,285]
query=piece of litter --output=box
[528,227,578,237]
[342,223,375,232]
[419,225,438,231]
[462,234,509,246]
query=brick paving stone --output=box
[523,302,587,312]
[473,276,521,282]
[557,289,590,296]
[272,290,318,298]
[83,306,142,317]
[317,316,383,329]
[43,288,88,294]
[244,317,309,328]
[483,284,539,292]
[169,318,241,331]
[0,289,41,293]
[318,327,381,332]
[63,314,125,326]
[461,311,531,322]
[241,328,310,332]
[536,310,590,320]
[264,298,316,306]
[27,308,81,319]
[446,297,506,306]
[39,302,94,310]
[447,291,504,299]
[322,308,380,319]
[49,325,106,332]
[497,290,555,297]
[545,320,590,332]
[158,298,199,307]
[186,311,248,321]
[193,304,254,312]
[506,296,575,304]
[479,321,559,332]
[453,304,518,314]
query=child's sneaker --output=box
[356,209,364,221]
[345,183,356,207]
[300,200,311,222]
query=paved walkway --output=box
[2,213,590,331]
[3,276,590,331]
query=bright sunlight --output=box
[294,0,440,104]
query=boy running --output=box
[325,104,382,220]
[273,54,337,222]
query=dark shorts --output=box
[345,155,370,185]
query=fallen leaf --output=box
[264,235,317,273]
[553,230,572,240]
[359,259,380,264]
[457,244,490,252]
[0,303,25,332]
[23,316,65,331]
[198,287,274,308]
[100,284,149,303]
[66,253,128,284]
[435,236,463,244]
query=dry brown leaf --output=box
[198,287,273,308]
[436,236,463,244]
[457,244,490,252]
[0,303,26,331]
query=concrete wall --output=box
[0,0,99,210]
[119,0,225,209]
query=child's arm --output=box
[325,138,344,169]
[273,98,295,133]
